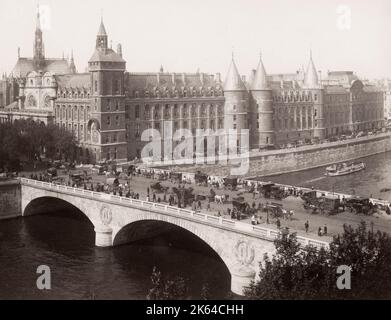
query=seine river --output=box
[0,151,390,299]
[265,151,391,202]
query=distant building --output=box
[0,10,385,163]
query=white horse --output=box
[215,195,225,204]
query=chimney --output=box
[117,44,122,58]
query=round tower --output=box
[250,54,274,148]
[303,51,325,140]
[223,56,250,153]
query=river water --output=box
[264,151,391,202]
[1,151,390,299]
[0,213,230,300]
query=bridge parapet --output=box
[19,178,329,250]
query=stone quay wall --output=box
[0,180,21,220]
[246,134,391,177]
[161,133,391,178]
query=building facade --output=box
[0,12,385,162]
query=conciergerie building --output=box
[0,11,385,163]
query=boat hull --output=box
[325,164,366,177]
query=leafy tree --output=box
[147,266,188,300]
[245,222,391,299]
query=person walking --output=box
[305,220,309,233]
[318,227,322,237]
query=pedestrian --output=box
[207,202,210,211]
[318,227,322,237]
[323,224,328,236]
[198,200,202,210]
[153,193,156,202]
[276,218,281,229]
[305,220,309,233]
[147,187,150,195]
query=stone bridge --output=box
[20,178,328,295]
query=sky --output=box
[0,0,390,80]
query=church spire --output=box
[69,50,76,74]
[33,4,45,68]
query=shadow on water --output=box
[0,200,231,299]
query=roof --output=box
[97,20,107,36]
[324,85,348,94]
[223,58,246,91]
[55,73,91,90]
[89,48,125,63]
[10,57,71,78]
[124,72,222,93]
[303,54,319,88]
[251,56,269,90]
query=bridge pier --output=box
[95,225,113,247]
[230,265,256,296]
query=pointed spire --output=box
[251,52,269,90]
[36,4,41,30]
[224,55,246,91]
[303,50,319,88]
[97,16,107,36]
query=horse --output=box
[215,195,225,204]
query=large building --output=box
[0,11,385,163]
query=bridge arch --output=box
[23,196,95,228]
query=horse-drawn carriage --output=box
[260,183,286,200]
[195,171,208,185]
[170,172,182,183]
[172,186,195,207]
[223,176,238,191]
[302,191,341,215]
[150,182,169,193]
[346,197,376,215]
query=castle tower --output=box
[223,55,250,153]
[303,51,325,139]
[250,54,274,148]
[88,18,127,162]
[33,5,45,69]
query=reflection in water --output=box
[0,210,230,300]
[262,151,391,201]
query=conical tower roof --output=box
[251,54,269,90]
[224,56,247,91]
[304,51,319,88]
[97,19,107,36]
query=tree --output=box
[245,222,391,299]
[146,266,188,300]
